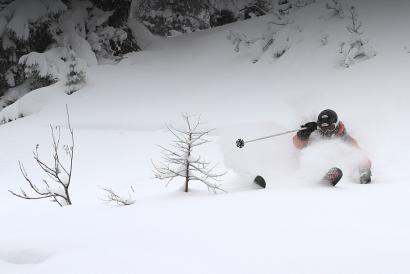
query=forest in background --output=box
[0,0,311,108]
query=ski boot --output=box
[359,167,372,184]
[322,167,343,186]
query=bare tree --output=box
[227,29,258,53]
[9,106,74,207]
[152,114,226,193]
[100,186,135,206]
[227,14,290,62]
[340,6,376,67]
[326,0,345,18]
[346,6,363,35]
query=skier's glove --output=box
[297,122,317,140]
[301,122,318,132]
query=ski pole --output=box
[236,128,300,148]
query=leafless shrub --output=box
[340,6,376,68]
[100,186,136,206]
[9,106,74,207]
[326,0,345,18]
[346,6,363,35]
[320,34,329,46]
[227,14,291,63]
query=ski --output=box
[321,167,343,186]
[254,175,266,188]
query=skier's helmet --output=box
[317,109,339,135]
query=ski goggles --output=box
[319,122,337,133]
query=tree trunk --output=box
[65,187,72,205]
[184,162,189,192]
[184,133,192,192]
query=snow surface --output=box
[1,0,410,273]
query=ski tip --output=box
[254,175,266,188]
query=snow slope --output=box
[1,0,410,273]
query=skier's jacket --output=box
[293,121,357,149]
[293,121,372,168]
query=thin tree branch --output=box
[9,106,75,206]
[100,186,135,206]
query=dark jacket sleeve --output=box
[293,134,309,149]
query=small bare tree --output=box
[227,14,290,63]
[152,114,226,193]
[100,186,136,206]
[346,6,363,35]
[326,0,345,18]
[340,6,376,67]
[9,106,74,207]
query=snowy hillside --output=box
[1,0,410,273]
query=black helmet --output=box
[317,109,338,135]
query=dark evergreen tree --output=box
[241,0,272,19]
[0,0,64,103]
[90,0,140,56]
[210,9,237,27]
[1,0,273,107]
[65,47,86,95]
[137,0,211,36]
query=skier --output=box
[293,109,372,184]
